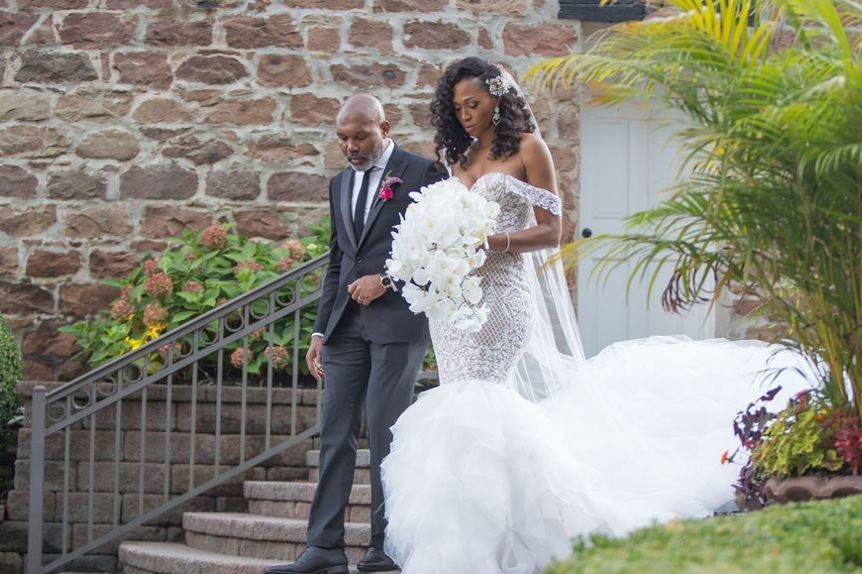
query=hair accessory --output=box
[485,67,512,98]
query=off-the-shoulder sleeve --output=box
[512,178,562,216]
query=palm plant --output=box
[526,0,862,418]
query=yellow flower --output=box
[146,324,165,340]
[124,324,165,351]
[125,335,147,350]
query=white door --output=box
[577,97,715,357]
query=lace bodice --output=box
[429,174,561,386]
[466,172,562,233]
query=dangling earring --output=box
[492,104,501,126]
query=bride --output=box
[379,57,816,573]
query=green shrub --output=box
[547,495,862,574]
[0,314,22,497]
[61,220,330,384]
[0,314,22,426]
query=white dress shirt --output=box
[351,138,394,226]
[311,139,395,340]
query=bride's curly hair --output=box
[431,57,534,168]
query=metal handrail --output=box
[26,254,329,574]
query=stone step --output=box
[120,541,398,574]
[244,481,371,522]
[120,541,280,574]
[306,449,370,468]
[183,512,370,563]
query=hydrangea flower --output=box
[264,345,290,369]
[234,261,263,276]
[200,224,228,250]
[277,257,295,273]
[143,258,161,276]
[110,299,135,322]
[230,347,253,368]
[145,272,173,299]
[142,303,168,328]
[281,239,307,259]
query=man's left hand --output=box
[348,274,387,306]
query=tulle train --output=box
[381,337,816,574]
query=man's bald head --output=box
[337,94,386,127]
[336,94,391,171]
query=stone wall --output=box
[1,380,323,572]
[0,0,583,381]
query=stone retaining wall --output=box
[0,0,584,380]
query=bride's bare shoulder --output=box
[518,133,555,188]
[519,132,550,156]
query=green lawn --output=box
[547,494,862,574]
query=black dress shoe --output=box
[357,547,398,572]
[264,546,348,574]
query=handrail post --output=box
[26,385,47,574]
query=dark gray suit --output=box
[308,143,448,550]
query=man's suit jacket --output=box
[313,143,449,344]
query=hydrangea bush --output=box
[61,220,329,385]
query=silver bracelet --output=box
[502,232,511,253]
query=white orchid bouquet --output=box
[385,178,500,332]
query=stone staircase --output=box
[119,447,397,574]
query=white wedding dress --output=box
[379,173,815,574]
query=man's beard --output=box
[349,139,385,171]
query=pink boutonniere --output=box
[379,173,402,202]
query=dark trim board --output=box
[559,0,650,22]
[559,0,756,24]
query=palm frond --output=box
[530,0,862,416]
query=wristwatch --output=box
[379,274,395,290]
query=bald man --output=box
[266,95,447,574]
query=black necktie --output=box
[353,168,371,241]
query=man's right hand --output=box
[306,335,324,382]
